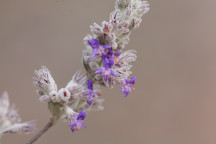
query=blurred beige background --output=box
[1,0,216,144]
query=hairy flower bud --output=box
[49,90,60,103]
[33,66,57,95]
[39,95,51,103]
[58,88,70,103]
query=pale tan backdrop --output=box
[1,0,216,144]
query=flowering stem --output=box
[25,119,54,144]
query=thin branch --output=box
[25,119,54,144]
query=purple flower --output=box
[88,39,111,58]
[69,110,87,133]
[95,58,118,82]
[87,80,95,105]
[105,47,113,59]
[121,76,136,97]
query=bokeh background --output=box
[1,0,216,144]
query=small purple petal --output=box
[69,122,76,133]
[87,80,93,90]
[87,91,94,105]
[103,58,109,67]
[106,48,113,58]
[91,50,97,58]
[103,45,112,50]
[104,76,108,82]
[124,92,129,97]
[125,78,130,84]
[69,121,76,127]
[130,76,136,85]
[95,68,103,74]
[88,91,92,98]
[114,51,121,57]
[77,110,86,120]
[88,39,100,49]
[121,88,129,97]
[101,48,113,59]
[69,120,86,133]
[109,59,114,68]
[110,70,118,76]
[103,58,114,68]
[87,100,93,105]
[121,88,127,93]
[101,53,108,59]
[71,129,75,133]
[81,123,86,128]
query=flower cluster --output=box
[83,0,149,96]
[33,66,103,132]
[33,0,149,134]
[0,92,36,135]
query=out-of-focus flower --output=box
[0,92,36,135]
[121,76,136,97]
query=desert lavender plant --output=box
[1,0,149,144]
[0,92,36,141]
